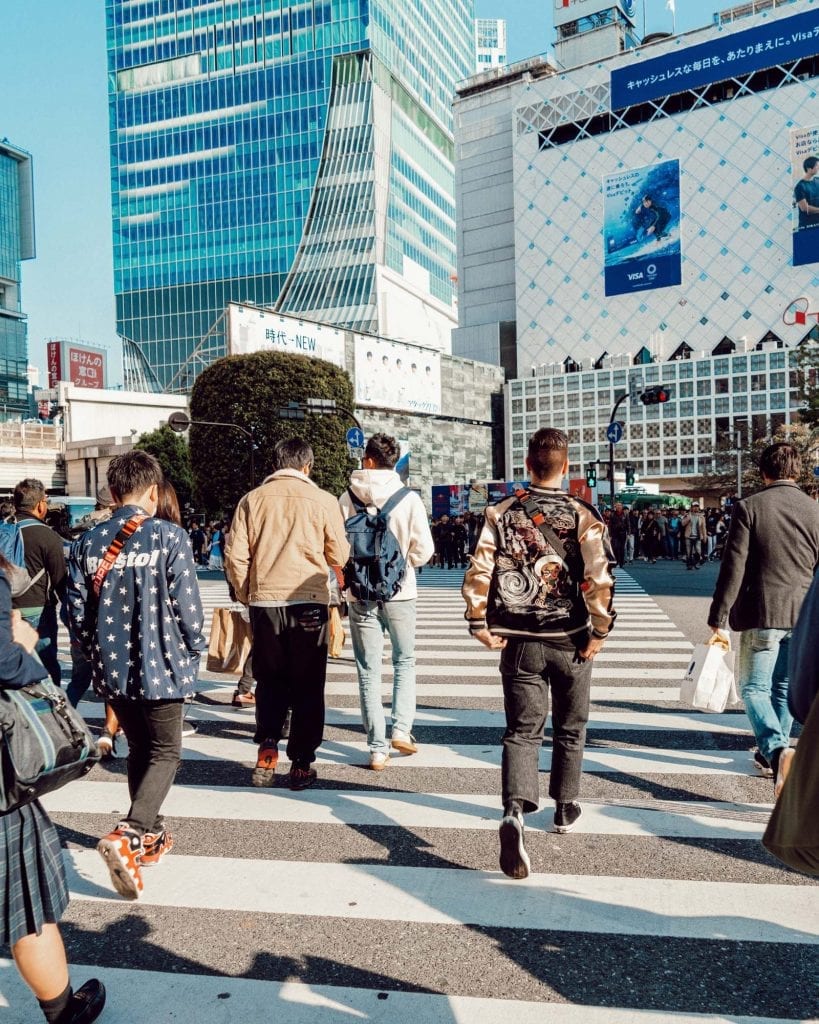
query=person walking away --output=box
[439,514,456,569]
[453,515,469,568]
[339,433,434,770]
[189,521,206,565]
[463,427,616,878]
[0,554,106,1023]
[66,452,206,900]
[208,521,225,571]
[608,502,629,568]
[640,510,662,563]
[682,503,707,570]
[708,442,819,795]
[11,480,66,689]
[225,438,349,790]
[667,509,681,560]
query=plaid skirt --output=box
[0,800,69,949]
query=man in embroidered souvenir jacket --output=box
[463,428,616,879]
[66,451,206,900]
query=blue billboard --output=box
[611,8,819,110]
[791,123,819,267]
[603,159,682,298]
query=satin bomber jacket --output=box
[462,487,617,642]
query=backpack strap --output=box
[346,488,367,512]
[514,489,586,590]
[377,487,411,517]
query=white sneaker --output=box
[391,731,418,755]
[369,751,389,771]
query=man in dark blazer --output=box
[708,442,819,795]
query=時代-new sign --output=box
[227,304,346,368]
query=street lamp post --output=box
[167,411,255,489]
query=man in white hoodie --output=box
[340,433,435,770]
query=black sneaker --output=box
[289,763,317,790]
[752,749,773,778]
[65,978,106,1023]
[553,801,582,834]
[498,808,530,879]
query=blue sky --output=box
[1,0,723,386]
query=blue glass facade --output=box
[0,142,34,419]
[107,0,475,389]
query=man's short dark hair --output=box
[364,433,400,469]
[14,478,46,512]
[759,442,801,481]
[273,437,314,472]
[107,451,163,500]
[803,155,819,173]
[527,428,569,480]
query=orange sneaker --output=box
[97,823,143,899]
[141,829,174,867]
[251,741,278,787]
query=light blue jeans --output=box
[738,628,792,763]
[348,599,417,754]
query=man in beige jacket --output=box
[225,437,350,790]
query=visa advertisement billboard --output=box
[790,124,819,268]
[603,159,682,297]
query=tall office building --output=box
[475,18,507,71]
[0,140,35,420]
[106,1,475,391]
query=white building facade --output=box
[475,18,508,71]
[454,0,819,490]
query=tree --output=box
[188,351,356,512]
[692,422,819,500]
[135,424,194,508]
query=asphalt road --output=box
[622,556,721,644]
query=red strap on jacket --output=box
[92,514,147,597]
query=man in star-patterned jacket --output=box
[66,450,206,900]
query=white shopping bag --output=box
[680,636,736,713]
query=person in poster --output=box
[603,159,682,297]
[794,156,819,231]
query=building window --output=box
[732,356,748,373]
[751,374,767,392]
[715,397,730,414]
[770,392,787,410]
[751,354,767,372]
[526,397,536,412]
[680,458,695,474]
[663,460,679,475]
[733,375,748,392]
[678,380,694,398]
[697,379,711,396]
[770,352,786,369]
[678,362,693,379]
[734,395,748,412]
[715,378,729,395]
[696,360,712,377]
[770,372,786,389]
[697,399,712,415]
[752,393,767,412]
[713,358,729,375]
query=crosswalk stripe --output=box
[41,784,770,838]
[61,850,819,944]
[0,966,796,1024]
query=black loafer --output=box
[67,979,106,1023]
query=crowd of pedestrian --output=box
[1,428,816,1021]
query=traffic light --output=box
[640,385,671,405]
[625,464,636,486]
[586,463,597,488]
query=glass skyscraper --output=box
[106,1,475,391]
[0,140,34,419]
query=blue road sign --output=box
[346,427,365,449]
[606,422,624,445]
[813,466,819,477]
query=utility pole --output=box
[607,391,630,508]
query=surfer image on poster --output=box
[603,158,682,297]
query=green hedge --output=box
[189,351,357,512]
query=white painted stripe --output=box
[346,650,691,664]
[164,735,758,775]
[42,783,769,838]
[199,680,685,701]
[78,701,749,733]
[62,850,819,944]
[324,663,686,679]
[0,962,798,1024]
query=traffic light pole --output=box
[608,391,630,508]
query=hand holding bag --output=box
[207,607,252,674]
[680,633,736,713]
[762,696,819,876]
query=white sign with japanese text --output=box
[227,304,346,368]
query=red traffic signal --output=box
[640,385,670,405]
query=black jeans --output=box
[110,698,184,835]
[500,636,592,813]
[250,604,328,765]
